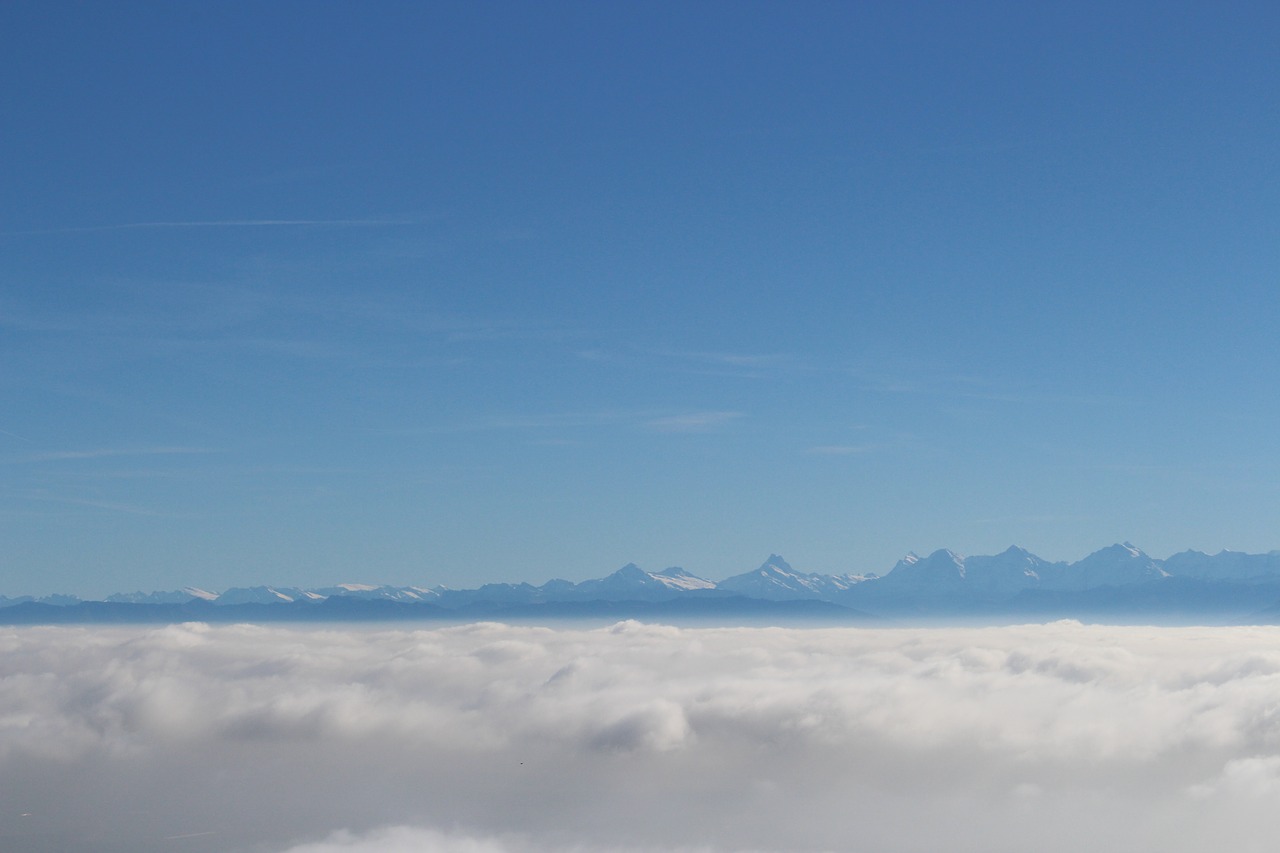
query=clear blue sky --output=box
[3,1,1278,596]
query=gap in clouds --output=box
[3,622,1280,853]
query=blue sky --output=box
[3,1,1278,596]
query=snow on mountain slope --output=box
[1043,542,1168,591]
[876,549,967,590]
[21,543,1280,614]
[718,555,866,601]
[651,567,718,591]
[571,563,718,601]
[215,586,311,605]
[312,584,442,602]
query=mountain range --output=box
[6,543,1280,624]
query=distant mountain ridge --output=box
[7,544,1280,623]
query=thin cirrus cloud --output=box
[805,444,882,455]
[660,351,800,379]
[573,348,798,380]
[5,621,1280,852]
[3,219,420,236]
[18,446,218,463]
[644,411,743,433]
[395,410,746,436]
[27,495,182,518]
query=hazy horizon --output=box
[8,539,1280,600]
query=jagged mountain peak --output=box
[22,542,1280,621]
[1100,541,1144,557]
[759,554,795,573]
[719,554,858,600]
[880,548,967,586]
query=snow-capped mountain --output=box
[214,586,325,605]
[959,545,1062,595]
[650,566,719,591]
[12,544,1280,623]
[719,555,870,601]
[435,582,547,608]
[105,587,218,604]
[876,549,968,590]
[1161,549,1280,583]
[861,543,1168,602]
[1043,542,1167,591]
[0,593,83,607]
[571,563,720,602]
[310,584,441,602]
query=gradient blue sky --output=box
[3,1,1278,596]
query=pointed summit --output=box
[570,563,712,601]
[760,554,794,573]
[963,546,1061,594]
[890,552,920,572]
[880,549,966,587]
[719,554,860,601]
[611,562,650,580]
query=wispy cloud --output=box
[572,346,800,377]
[847,364,973,395]
[19,446,218,463]
[386,409,747,436]
[28,495,182,517]
[664,350,796,370]
[645,411,743,433]
[806,444,882,455]
[469,411,635,431]
[3,219,420,237]
[848,363,1118,408]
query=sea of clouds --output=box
[4,620,1280,852]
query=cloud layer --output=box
[4,621,1280,852]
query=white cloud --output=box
[1188,755,1280,800]
[5,621,1280,852]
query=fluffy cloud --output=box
[4,620,1280,853]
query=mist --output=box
[4,620,1280,852]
